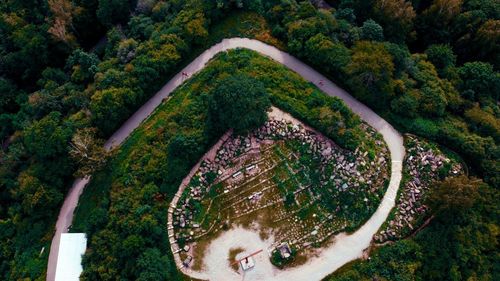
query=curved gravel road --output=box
[46,38,404,281]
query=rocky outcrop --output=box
[375,135,463,243]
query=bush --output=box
[360,19,384,42]
[270,245,297,268]
[207,73,271,135]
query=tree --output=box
[90,87,136,135]
[316,106,344,135]
[345,41,395,107]
[360,19,384,42]
[0,78,18,114]
[47,0,76,45]
[481,159,500,189]
[117,38,138,64]
[121,235,145,260]
[286,13,334,54]
[163,133,204,189]
[384,42,411,76]
[373,0,416,42]
[23,111,73,160]
[72,0,106,46]
[419,82,448,117]
[425,44,456,74]
[460,133,495,160]
[168,134,202,163]
[136,248,176,280]
[97,0,136,27]
[304,34,351,75]
[172,8,208,45]
[132,34,187,91]
[472,19,499,66]
[391,91,419,118]
[464,105,500,141]
[458,61,500,101]
[66,49,100,83]
[37,67,69,89]
[347,41,394,87]
[1,23,51,85]
[427,176,482,217]
[69,127,110,176]
[207,74,271,135]
[103,27,124,58]
[128,16,154,41]
[334,19,360,47]
[417,0,463,44]
[136,0,157,14]
[450,9,490,65]
[13,169,63,216]
[335,8,356,24]
[346,0,376,23]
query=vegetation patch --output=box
[270,243,298,269]
[228,247,245,272]
[206,11,284,49]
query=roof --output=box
[240,256,255,271]
[55,233,87,281]
[278,242,291,258]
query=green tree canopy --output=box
[66,48,100,83]
[0,78,20,121]
[97,0,136,27]
[172,7,209,45]
[304,33,351,75]
[427,176,483,217]
[458,61,500,101]
[208,74,271,135]
[136,248,176,281]
[13,169,63,216]
[23,111,73,160]
[372,0,416,43]
[345,41,395,108]
[425,44,456,73]
[391,91,419,118]
[90,87,136,135]
[360,19,384,42]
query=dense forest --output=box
[0,0,498,280]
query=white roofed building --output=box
[54,233,87,281]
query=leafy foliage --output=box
[360,19,384,42]
[97,0,136,27]
[207,74,271,135]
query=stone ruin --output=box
[170,113,391,267]
[375,135,463,243]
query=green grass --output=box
[70,168,112,233]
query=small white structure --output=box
[240,256,255,271]
[55,233,87,281]
[246,165,256,171]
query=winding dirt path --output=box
[46,38,404,281]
